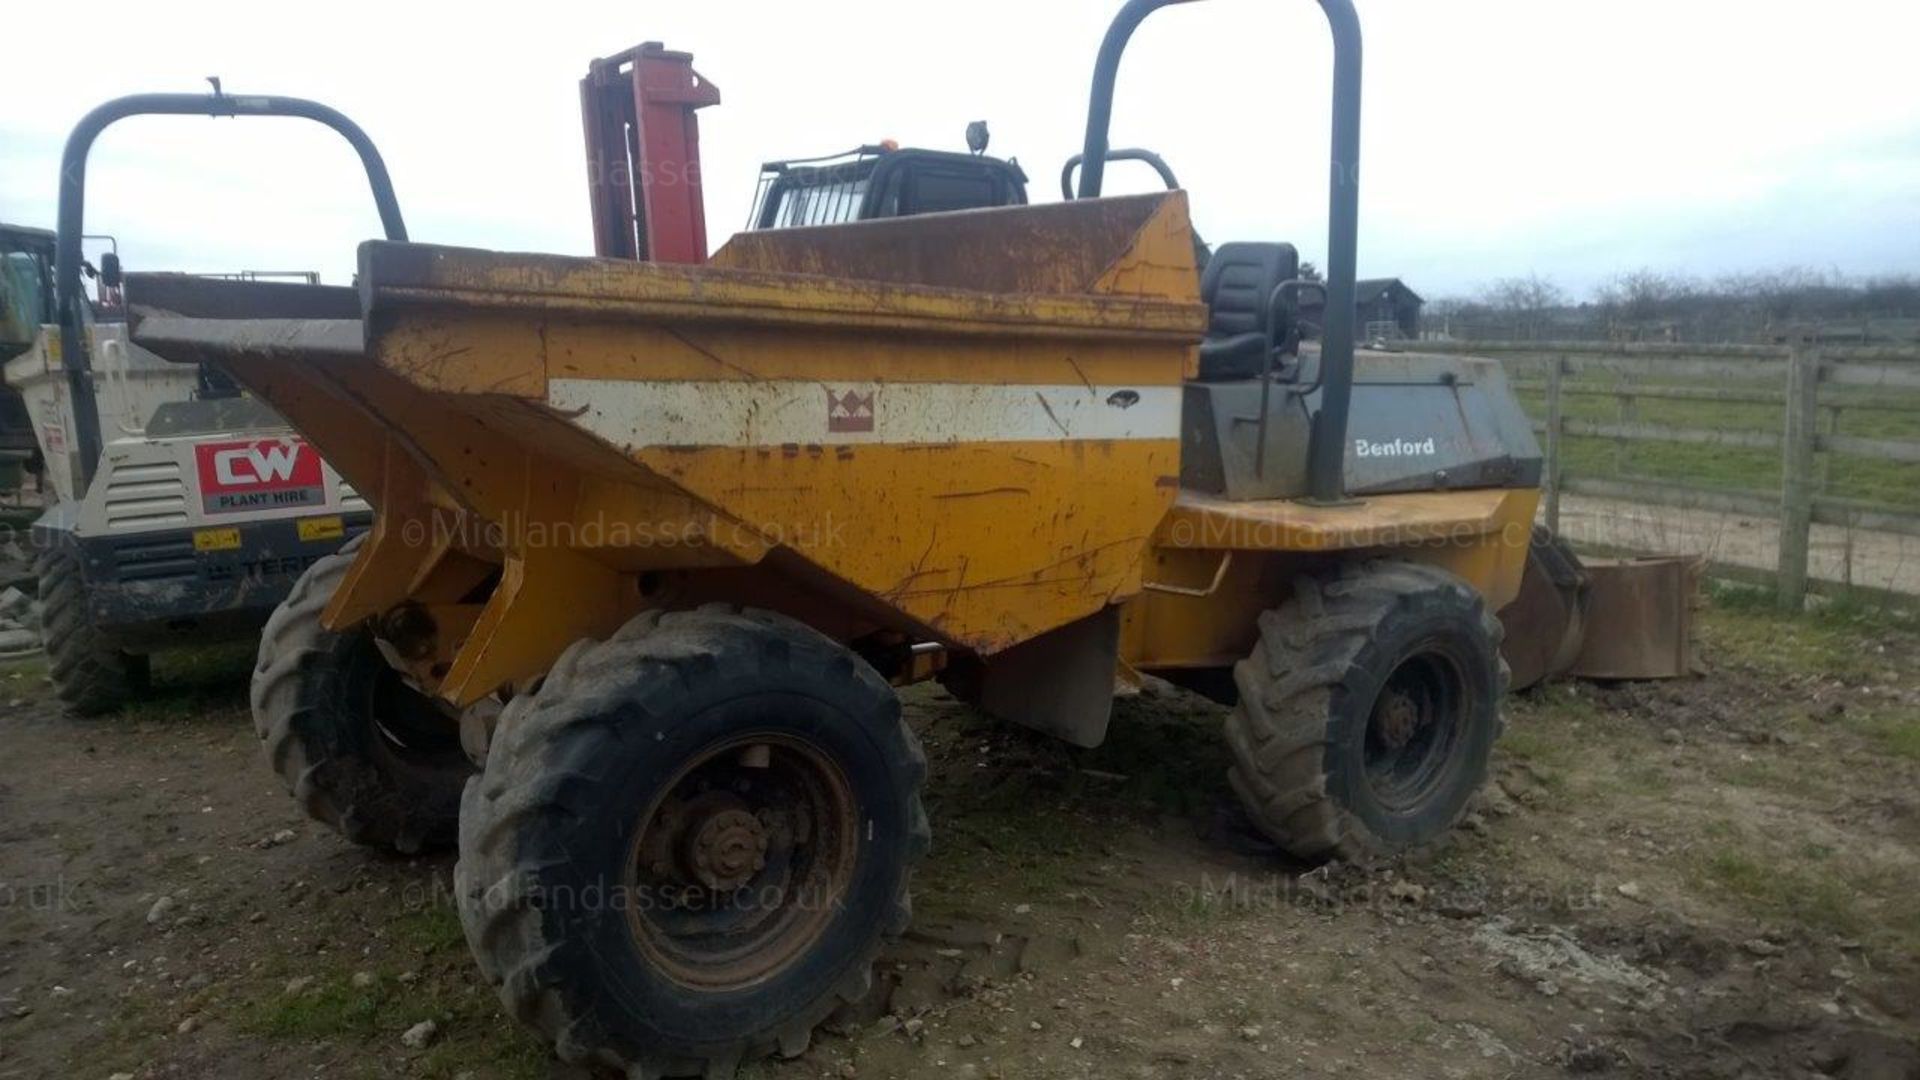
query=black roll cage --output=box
[751,147,1028,230]
[53,91,406,495]
[1078,0,1364,504]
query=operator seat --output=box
[1196,241,1299,381]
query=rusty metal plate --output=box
[709,192,1181,297]
[1499,527,1590,692]
[1568,556,1703,681]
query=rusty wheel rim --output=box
[1362,642,1471,812]
[357,636,465,767]
[625,734,859,990]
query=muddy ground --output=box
[2,589,1918,1080]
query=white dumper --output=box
[1,224,369,713]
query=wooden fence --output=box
[1381,340,1920,609]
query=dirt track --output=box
[1559,494,1920,597]
[1,600,1918,1080]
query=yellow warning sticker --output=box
[193,527,242,552]
[297,516,345,542]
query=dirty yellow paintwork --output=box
[382,315,1191,390]
[633,440,1179,649]
[206,349,389,501]
[295,194,1205,702]
[439,516,639,705]
[1156,488,1536,561]
[189,190,1539,707]
[1121,488,1540,671]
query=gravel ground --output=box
[1,596,1917,1080]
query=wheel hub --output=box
[1373,687,1424,750]
[1361,647,1473,813]
[625,735,860,991]
[684,803,770,892]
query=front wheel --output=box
[455,606,927,1078]
[1225,560,1507,863]
[251,537,473,853]
[37,544,149,716]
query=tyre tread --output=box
[454,605,922,1079]
[1225,560,1506,863]
[36,547,144,715]
[251,536,467,852]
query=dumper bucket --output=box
[1568,555,1704,680]
[1499,527,1702,688]
[129,192,1209,705]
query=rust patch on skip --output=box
[1064,356,1097,398]
[933,487,1032,500]
[1034,392,1070,437]
[883,528,944,604]
[666,327,763,381]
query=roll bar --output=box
[1059,147,1181,200]
[1078,0,1363,504]
[54,91,407,495]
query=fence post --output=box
[1777,342,1819,611]
[1543,355,1565,534]
[1615,388,1636,476]
[1818,405,1841,494]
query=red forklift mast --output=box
[580,43,722,263]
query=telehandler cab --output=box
[57,4,1681,1075]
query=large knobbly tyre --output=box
[1225,560,1507,864]
[37,545,148,716]
[251,537,472,853]
[456,606,927,1079]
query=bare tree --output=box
[1479,273,1567,339]
[1594,269,1696,337]
[1422,265,1918,344]
[1862,275,1920,318]
[1421,296,1477,338]
[1718,266,1847,330]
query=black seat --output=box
[1196,241,1299,381]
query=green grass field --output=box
[1502,360,1920,511]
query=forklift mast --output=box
[581,43,722,263]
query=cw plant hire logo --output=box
[194,437,326,514]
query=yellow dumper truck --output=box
[63,1,1611,1074]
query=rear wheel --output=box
[37,545,148,716]
[251,537,473,853]
[455,606,926,1078]
[1225,560,1506,863]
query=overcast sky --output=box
[2,0,1916,300]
